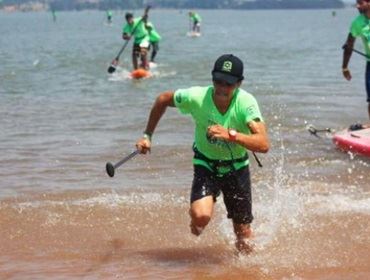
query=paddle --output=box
[106,150,140,177]
[252,152,263,168]
[306,124,333,138]
[107,6,150,74]
[342,44,370,59]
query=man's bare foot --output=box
[190,223,204,236]
[235,239,254,255]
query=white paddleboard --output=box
[187,31,201,37]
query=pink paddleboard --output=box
[332,128,370,157]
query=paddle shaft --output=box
[352,48,369,59]
[113,150,140,169]
[307,125,333,138]
[114,39,130,61]
[252,152,263,168]
[342,44,370,59]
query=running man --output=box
[135,54,269,254]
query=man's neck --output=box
[212,92,233,115]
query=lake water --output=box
[0,8,369,280]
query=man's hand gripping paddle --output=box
[107,6,151,74]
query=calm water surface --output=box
[0,8,369,280]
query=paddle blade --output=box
[107,65,116,74]
[106,162,115,177]
[107,59,119,73]
[307,125,317,136]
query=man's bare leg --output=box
[233,223,253,254]
[132,52,138,70]
[189,195,214,236]
[140,48,149,70]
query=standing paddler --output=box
[122,12,150,70]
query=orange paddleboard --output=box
[131,68,151,79]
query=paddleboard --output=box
[187,31,201,37]
[130,68,151,79]
[332,128,370,157]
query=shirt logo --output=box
[247,105,256,116]
[175,93,182,103]
[222,61,232,72]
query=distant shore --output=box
[0,0,349,13]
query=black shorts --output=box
[366,62,370,102]
[190,165,253,224]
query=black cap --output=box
[212,54,244,84]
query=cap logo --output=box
[222,61,232,72]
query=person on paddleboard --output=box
[189,11,201,33]
[342,0,370,120]
[145,21,161,63]
[106,10,113,24]
[135,54,269,254]
[51,9,57,22]
[122,12,150,70]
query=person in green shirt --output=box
[106,10,113,24]
[122,12,150,70]
[189,11,201,33]
[51,9,57,22]
[135,54,269,254]
[342,0,370,120]
[145,22,161,63]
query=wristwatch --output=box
[228,129,237,142]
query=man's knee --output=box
[190,210,211,227]
[140,48,148,56]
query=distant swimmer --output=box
[145,21,161,63]
[107,10,113,24]
[342,0,370,120]
[135,54,269,255]
[188,11,201,33]
[122,12,150,70]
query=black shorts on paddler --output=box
[190,164,253,225]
